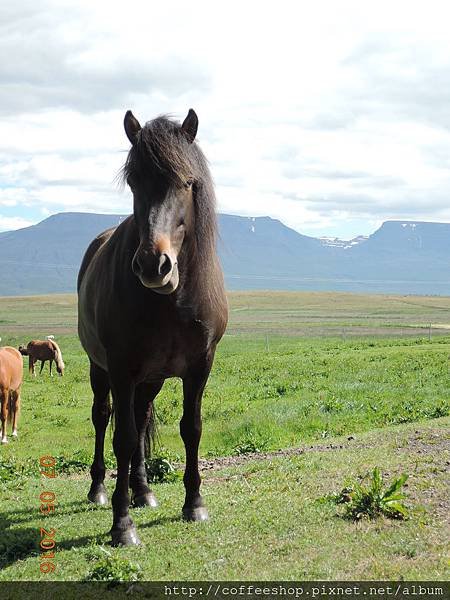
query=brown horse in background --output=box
[0,347,23,444]
[19,340,65,377]
[78,109,228,546]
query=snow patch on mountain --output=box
[320,235,368,249]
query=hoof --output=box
[1,439,8,445]
[12,431,18,438]
[110,527,141,547]
[182,506,209,522]
[88,489,108,505]
[133,492,158,508]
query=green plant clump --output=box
[333,467,409,520]
[0,458,35,487]
[145,453,181,483]
[233,429,271,455]
[85,554,142,582]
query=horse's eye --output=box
[184,179,193,190]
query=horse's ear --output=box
[181,109,198,143]
[124,110,141,145]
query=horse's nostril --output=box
[133,254,143,274]
[158,253,172,277]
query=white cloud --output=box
[1,0,450,238]
[0,214,34,231]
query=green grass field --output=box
[0,291,449,580]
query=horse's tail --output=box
[144,403,158,459]
[109,401,158,459]
[49,340,65,374]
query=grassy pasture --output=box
[0,291,449,580]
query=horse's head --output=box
[123,109,200,294]
[18,345,28,356]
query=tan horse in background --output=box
[0,346,23,444]
[19,339,65,377]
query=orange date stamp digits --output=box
[40,455,56,479]
[40,527,56,573]
[39,456,57,574]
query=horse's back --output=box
[77,226,118,292]
[0,347,23,389]
[27,340,52,359]
[78,224,124,370]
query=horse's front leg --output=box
[39,361,45,375]
[109,370,140,546]
[49,360,53,377]
[181,350,215,521]
[29,357,36,377]
[130,380,163,508]
[88,361,111,505]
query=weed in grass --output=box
[320,397,343,414]
[331,467,409,520]
[52,417,69,427]
[427,402,449,419]
[56,450,93,473]
[233,429,271,455]
[0,457,36,489]
[85,552,143,582]
[145,450,181,484]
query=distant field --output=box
[0,291,449,580]
[1,290,450,337]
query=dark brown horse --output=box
[77,109,228,546]
[0,346,23,444]
[18,340,65,377]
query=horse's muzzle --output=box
[132,249,179,293]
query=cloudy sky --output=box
[1,0,450,239]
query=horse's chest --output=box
[140,341,186,379]
[134,324,204,380]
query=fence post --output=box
[428,323,432,342]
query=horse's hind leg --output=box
[1,387,9,444]
[39,361,45,375]
[130,380,163,508]
[180,352,215,522]
[10,388,20,438]
[88,361,111,505]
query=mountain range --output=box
[0,212,449,296]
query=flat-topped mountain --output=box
[0,213,449,295]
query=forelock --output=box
[123,116,198,186]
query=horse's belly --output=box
[139,352,188,381]
[135,325,208,381]
[78,321,108,371]
[78,297,108,371]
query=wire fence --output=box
[224,322,450,342]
